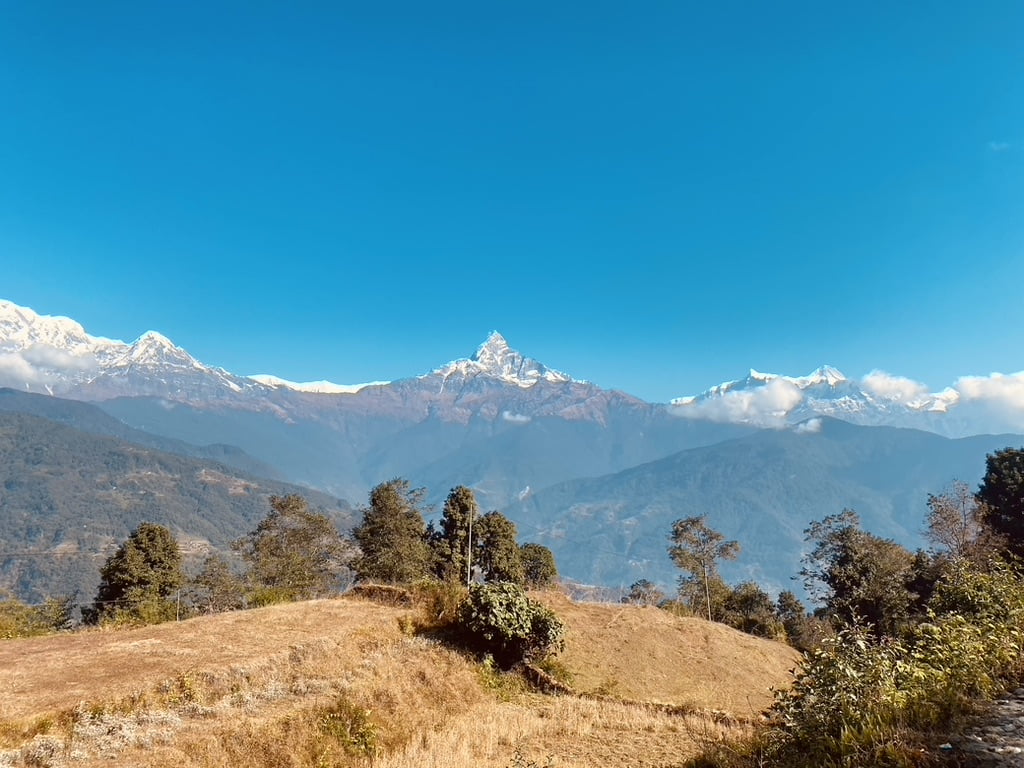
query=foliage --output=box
[352,479,433,583]
[315,698,377,757]
[668,515,740,622]
[430,485,479,583]
[0,593,73,639]
[622,579,665,606]
[476,512,525,584]
[800,509,916,637]
[457,582,566,668]
[721,581,783,638]
[89,522,185,625]
[977,447,1024,559]
[926,481,1004,565]
[234,495,353,603]
[776,590,833,652]
[188,554,246,613]
[519,543,558,588]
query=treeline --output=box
[687,447,1024,767]
[0,478,558,633]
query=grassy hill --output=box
[0,594,798,767]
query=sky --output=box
[1,2,1022,403]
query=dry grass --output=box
[0,593,798,767]
[536,592,800,714]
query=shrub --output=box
[457,582,565,668]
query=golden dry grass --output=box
[0,593,798,767]
[537,592,800,714]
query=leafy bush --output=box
[457,582,565,668]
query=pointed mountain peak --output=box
[429,332,575,388]
[801,365,847,387]
[473,330,510,360]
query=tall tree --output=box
[926,481,1003,565]
[520,543,558,588]
[801,509,915,637]
[475,511,525,584]
[977,448,1024,558]
[431,485,479,584]
[234,495,354,604]
[668,515,740,622]
[90,522,184,624]
[352,479,432,583]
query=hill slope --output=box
[506,418,1024,593]
[0,411,354,602]
[0,595,797,767]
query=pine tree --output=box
[90,522,184,624]
[475,511,525,584]
[431,485,479,583]
[352,479,432,583]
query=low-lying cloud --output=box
[861,370,930,403]
[955,372,1024,412]
[672,377,805,428]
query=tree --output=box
[622,579,665,606]
[90,522,184,624]
[801,509,915,637]
[977,448,1024,558]
[352,479,433,583]
[234,495,354,604]
[520,543,558,588]
[722,581,782,638]
[457,582,565,668]
[926,481,1003,565]
[189,554,246,613]
[431,486,480,584]
[668,515,740,622]
[475,511,525,584]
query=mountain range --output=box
[1,298,1022,599]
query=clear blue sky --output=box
[2,2,1022,402]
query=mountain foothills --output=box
[1,298,1023,599]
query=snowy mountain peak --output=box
[473,331,511,361]
[429,332,575,388]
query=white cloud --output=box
[861,370,929,403]
[989,141,1012,152]
[0,352,41,385]
[954,372,1024,412]
[793,418,823,434]
[502,410,531,424]
[21,343,98,372]
[670,377,804,427]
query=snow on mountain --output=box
[427,331,576,388]
[248,374,389,394]
[668,364,1020,434]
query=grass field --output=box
[0,594,798,767]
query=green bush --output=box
[457,582,565,668]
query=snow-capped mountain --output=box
[430,331,575,388]
[669,365,994,435]
[0,300,258,400]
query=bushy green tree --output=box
[457,581,565,668]
[234,495,353,604]
[722,581,782,638]
[352,479,432,583]
[519,543,558,588]
[977,447,1024,558]
[668,515,739,622]
[90,522,184,624]
[801,509,916,637]
[475,511,525,584]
